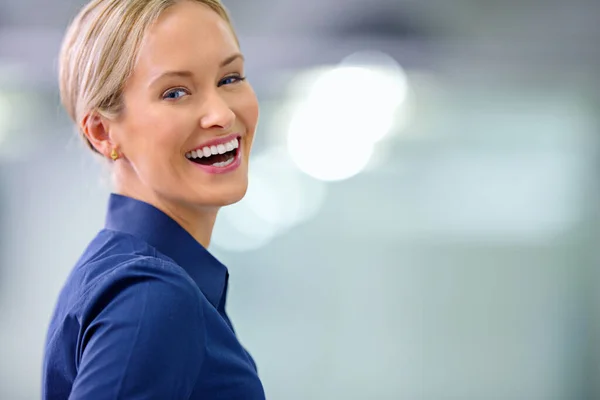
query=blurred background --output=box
[1,0,599,398]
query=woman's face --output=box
[109,0,259,210]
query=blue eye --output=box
[219,75,246,87]
[163,88,189,100]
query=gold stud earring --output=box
[110,148,119,161]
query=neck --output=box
[112,172,218,249]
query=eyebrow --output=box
[220,52,244,67]
[149,53,245,87]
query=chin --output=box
[194,181,249,208]
[217,186,248,207]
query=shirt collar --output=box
[104,193,228,309]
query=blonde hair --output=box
[59,0,236,153]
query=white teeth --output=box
[185,137,241,159]
[212,157,235,168]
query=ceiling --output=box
[0,0,598,90]
[1,0,597,39]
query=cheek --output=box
[235,92,259,135]
[122,107,193,158]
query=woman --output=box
[42,0,264,398]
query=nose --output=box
[199,91,235,132]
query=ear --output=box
[81,112,115,159]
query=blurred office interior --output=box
[0,0,599,398]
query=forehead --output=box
[135,1,238,74]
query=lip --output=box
[187,135,243,175]
[188,133,241,153]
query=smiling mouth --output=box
[185,137,240,168]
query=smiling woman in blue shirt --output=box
[42,0,264,399]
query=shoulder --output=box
[73,256,206,356]
[82,255,202,317]
[67,228,199,305]
[61,234,203,325]
[54,229,208,331]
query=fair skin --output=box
[82,1,259,247]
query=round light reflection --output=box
[285,58,410,182]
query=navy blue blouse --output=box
[42,194,265,399]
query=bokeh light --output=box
[285,52,411,182]
[243,146,327,229]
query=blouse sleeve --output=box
[69,260,206,400]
